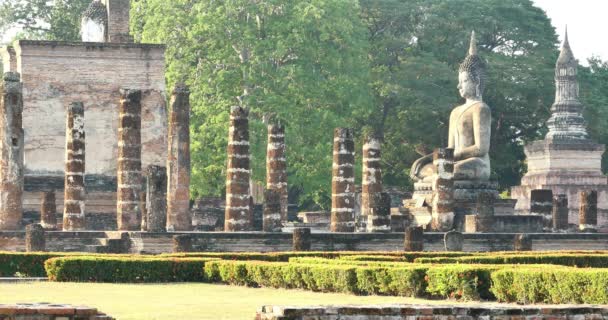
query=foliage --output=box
[415,253,608,267]
[44,256,217,282]
[579,57,608,171]
[131,0,373,207]
[424,265,498,300]
[0,0,90,41]
[491,268,608,304]
[360,0,558,189]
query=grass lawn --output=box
[0,282,429,319]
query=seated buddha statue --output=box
[411,31,491,182]
[81,0,107,43]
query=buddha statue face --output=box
[457,71,480,100]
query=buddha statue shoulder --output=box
[411,31,491,182]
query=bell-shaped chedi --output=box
[511,27,608,229]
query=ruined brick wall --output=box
[3,40,166,224]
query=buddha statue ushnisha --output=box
[411,31,491,183]
[81,0,108,42]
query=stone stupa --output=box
[511,28,608,229]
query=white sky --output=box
[533,0,608,63]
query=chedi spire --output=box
[545,26,588,140]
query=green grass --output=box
[0,282,422,319]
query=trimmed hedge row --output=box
[45,256,217,282]
[204,260,428,296]
[415,254,608,267]
[492,268,608,304]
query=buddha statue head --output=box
[458,31,486,100]
[81,0,108,42]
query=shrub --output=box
[45,256,216,282]
[491,268,608,304]
[0,252,66,277]
[415,254,608,267]
[425,265,498,300]
[355,266,427,297]
[205,260,359,293]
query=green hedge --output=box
[45,256,217,282]
[0,252,66,277]
[425,265,499,300]
[415,254,608,267]
[492,268,608,304]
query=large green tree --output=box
[0,0,90,41]
[132,0,373,208]
[359,0,559,190]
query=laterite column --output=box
[530,189,553,230]
[330,128,355,232]
[167,84,191,231]
[225,106,252,231]
[475,192,495,232]
[263,189,282,232]
[63,102,86,231]
[40,191,57,230]
[404,226,423,252]
[552,194,568,230]
[144,165,167,232]
[431,148,454,231]
[579,190,597,232]
[0,72,24,230]
[266,123,288,222]
[361,132,382,230]
[117,89,142,231]
[25,224,45,252]
[293,227,311,251]
[366,192,391,232]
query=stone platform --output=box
[0,303,113,320]
[512,139,608,230]
[406,180,516,231]
[256,304,608,320]
[4,231,608,253]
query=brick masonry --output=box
[166,84,191,231]
[0,303,114,320]
[6,230,608,253]
[0,40,167,220]
[256,304,608,320]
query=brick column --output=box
[225,106,252,231]
[293,227,311,251]
[0,72,23,230]
[167,84,192,231]
[25,224,45,252]
[172,234,192,253]
[263,189,282,232]
[404,226,423,251]
[117,89,142,231]
[530,189,553,230]
[475,192,495,232]
[430,148,454,231]
[552,194,568,231]
[40,191,57,230]
[579,190,597,232]
[144,165,167,232]
[366,192,391,232]
[330,128,355,232]
[266,123,288,222]
[63,102,86,231]
[444,230,464,251]
[361,132,382,229]
[514,234,532,251]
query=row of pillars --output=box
[530,189,598,232]
[0,72,193,232]
[224,106,289,232]
[224,117,390,233]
